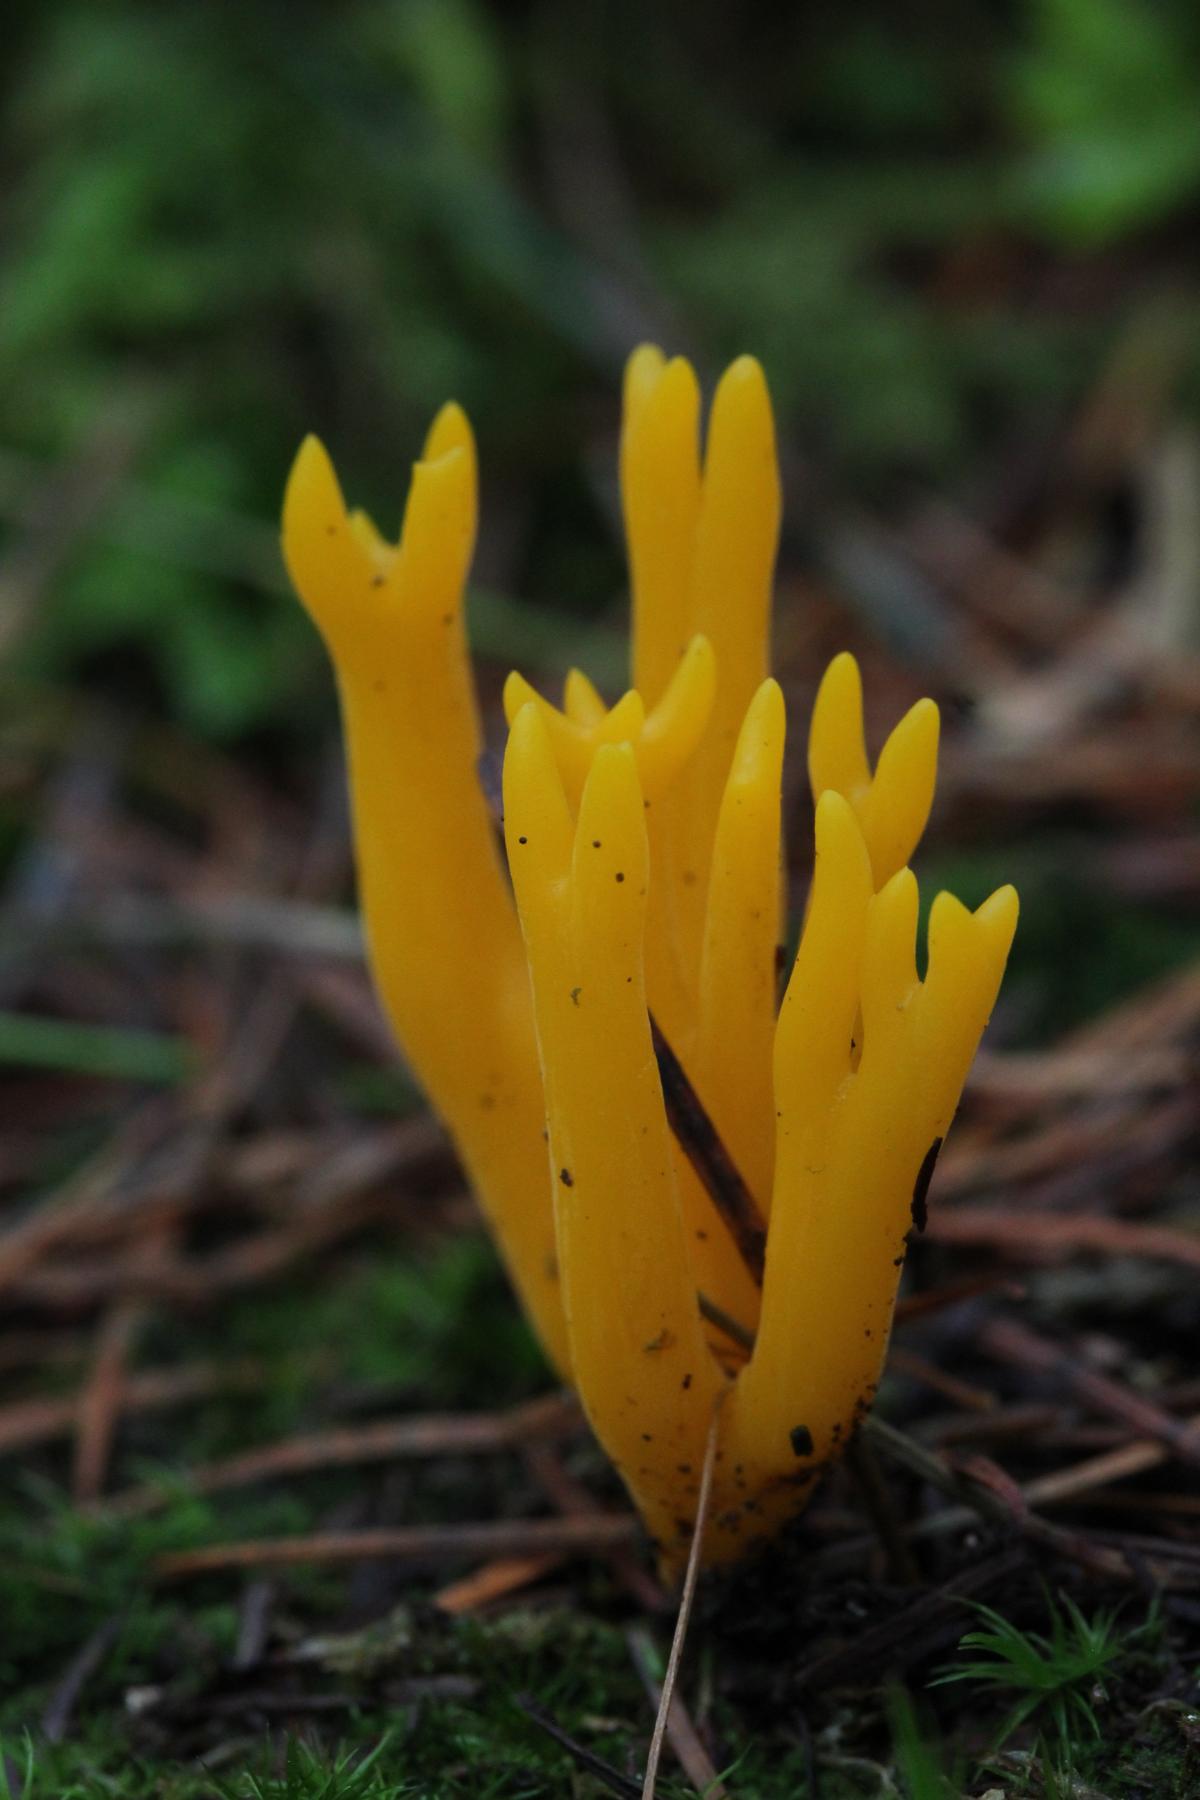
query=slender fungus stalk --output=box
[282,347,1017,1573]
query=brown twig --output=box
[640,1399,725,1800]
[72,1217,174,1501]
[1026,1414,1200,1509]
[628,1626,726,1800]
[862,1415,1130,1579]
[72,1298,149,1502]
[888,1347,997,1412]
[154,1514,640,1579]
[524,1440,666,1613]
[105,1391,581,1519]
[651,1016,766,1283]
[10,1188,404,1311]
[433,1553,566,1615]
[980,1316,1200,1467]
[929,1207,1200,1271]
[696,1290,756,1354]
[845,1430,922,1585]
[893,1273,1025,1323]
[0,1357,266,1457]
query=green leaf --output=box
[0,1010,195,1084]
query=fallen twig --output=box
[927,1206,1200,1270]
[795,1547,1026,1692]
[41,1618,122,1744]
[514,1695,641,1799]
[433,1553,566,1616]
[862,1415,1130,1579]
[980,1316,1200,1467]
[651,1017,766,1283]
[0,1357,266,1457]
[640,1398,724,1800]
[628,1624,726,1800]
[154,1514,640,1579]
[106,1391,581,1519]
[524,1439,666,1613]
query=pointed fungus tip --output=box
[285,432,332,495]
[812,789,866,869]
[713,353,773,424]
[282,435,345,551]
[814,785,854,829]
[716,352,764,386]
[504,694,552,770]
[623,343,667,417]
[423,400,474,464]
[751,675,786,727]
[822,649,862,696]
[502,669,539,727]
[978,882,1020,936]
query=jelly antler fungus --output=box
[282,350,1017,1571]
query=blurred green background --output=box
[5,0,1200,736]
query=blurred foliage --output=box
[2,0,1200,735]
[1008,0,1200,241]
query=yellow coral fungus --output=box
[282,349,1017,1570]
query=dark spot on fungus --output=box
[910,1136,943,1234]
[570,986,581,1006]
[681,1372,693,1390]
[676,1463,693,1475]
[641,1432,653,1443]
[789,1424,815,1459]
[615,871,625,883]
[518,835,527,844]
[643,1329,675,1354]
[592,839,601,849]
[559,1167,573,1187]
[371,573,386,588]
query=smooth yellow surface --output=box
[808,650,940,886]
[504,709,725,1559]
[621,351,782,1037]
[282,345,1018,1571]
[714,806,1018,1559]
[501,633,716,815]
[282,418,569,1377]
[695,678,786,1216]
